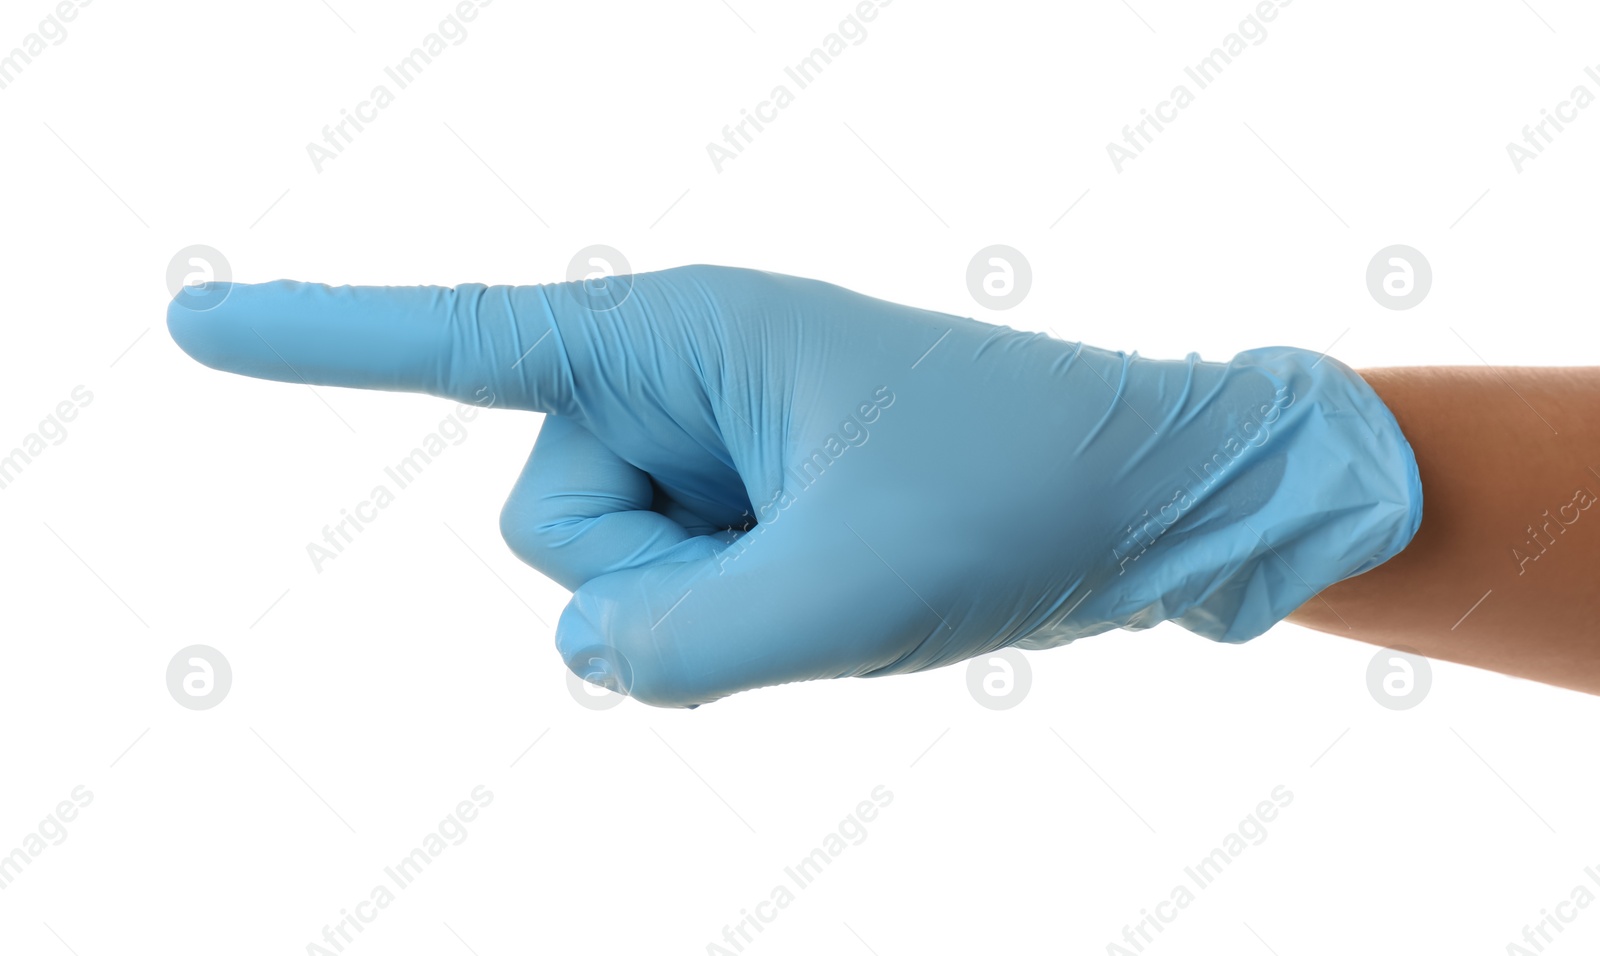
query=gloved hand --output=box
[168,265,1422,708]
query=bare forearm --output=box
[1286,366,1600,693]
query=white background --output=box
[3,1,1599,953]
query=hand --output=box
[168,265,1421,708]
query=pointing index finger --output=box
[166,280,577,414]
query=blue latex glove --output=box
[168,265,1422,707]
